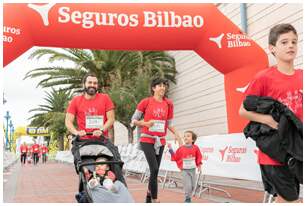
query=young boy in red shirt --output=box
[168,130,202,203]
[239,23,302,203]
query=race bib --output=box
[182,157,196,169]
[86,115,104,129]
[149,120,166,133]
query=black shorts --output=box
[260,164,300,201]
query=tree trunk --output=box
[58,135,64,151]
[108,126,115,143]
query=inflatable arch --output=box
[3,3,268,133]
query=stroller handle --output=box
[72,132,106,142]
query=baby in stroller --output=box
[86,157,117,191]
[72,136,134,203]
[84,157,134,203]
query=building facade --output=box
[115,3,303,145]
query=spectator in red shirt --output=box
[239,24,302,203]
[131,78,181,203]
[41,143,49,163]
[168,131,202,203]
[32,141,40,165]
[20,142,28,165]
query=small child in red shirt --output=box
[168,130,202,203]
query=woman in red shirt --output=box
[20,142,28,165]
[131,78,181,203]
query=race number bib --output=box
[182,157,196,169]
[86,115,104,129]
[149,120,166,133]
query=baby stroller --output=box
[71,134,134,203]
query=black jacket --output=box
[243,95,303,183]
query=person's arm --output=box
[132,119,154,128]
[104,109,115,131]
[131,109,154,128]
[168,126,183,146]
[239,104,278,129]
[65,113,86,136]
[102,109,115,135]
[131,98,155,128]
[166,100,183,145]
[195,146,203,170]
[167,143,175,156]
[167,143,179,161]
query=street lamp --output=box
[9,120,14,151]
[11,126,15,152]
[4,111,11,150]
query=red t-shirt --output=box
[171,144,202,170]
[41,146,48,154]
[137,97,173,145]
[20,145,28,153]
[66,93,115,139]
[244,66,303,165]
[32,144,40,154]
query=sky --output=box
[3,47,72,128]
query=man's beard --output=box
[84,87,97,96]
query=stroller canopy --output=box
[79,144,113,157]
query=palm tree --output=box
[29,88,72,150]
[25,49,176,90]
[108,72,153,143]
[25,48,177,143]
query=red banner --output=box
[3,3,269,133]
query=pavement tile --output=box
[5,161,283,203]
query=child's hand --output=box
[106,171,116,181]
[88,178,100,189]
[197,166,202,172]
[167,143,172,149]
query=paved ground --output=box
[3,161,301,203]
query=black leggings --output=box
[20,153,26,164]
[140,142,164,199]
[33,153,39,165]
[42,154,47,163]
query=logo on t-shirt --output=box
[85,107,98,115]
[278,90,303,114]
[152,108,166,118]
